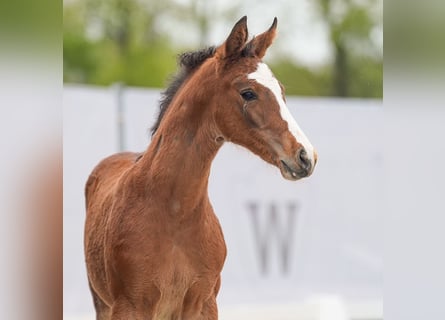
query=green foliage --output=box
[270,60,331,97]
[63,0,178,87]
[269,56,382,98]
[63,0,382,98]
[63,32,98,83]
[315,0,382,97]
[347,57,383,98]
[64,36,178,87]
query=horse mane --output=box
[151,46,216,135]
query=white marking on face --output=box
[248,63,315,167]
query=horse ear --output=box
[248,17,278,59]
[219,16,248,58]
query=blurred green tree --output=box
[64,0,382,98]
[316,0,382,97]
[64,0,178,86]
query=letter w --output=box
[248,202,298,275]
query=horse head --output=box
[211,16,317,180]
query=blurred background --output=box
[63,0,383,319]
[63,0,382,98]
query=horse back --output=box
[85,152,142,208]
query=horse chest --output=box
[162,244,215,286]
[160,227,226,278]
[153,242,222,317]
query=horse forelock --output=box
[151,46,216,136]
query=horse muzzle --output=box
[279,147,317,181]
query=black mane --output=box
[150,46,216,135]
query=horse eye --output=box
[240,90,257,101]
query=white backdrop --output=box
[63,85,383,319]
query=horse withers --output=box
[84,16,317,320]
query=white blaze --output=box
[248,63,315,166]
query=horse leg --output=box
[182,276,220,320]
[198,276,221,320]
[88,282,111,320]
[109,298,144,320]
[199,298,218,320]
[109,285,161,320]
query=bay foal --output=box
[85,16,317,320]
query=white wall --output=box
[63,84,383,319]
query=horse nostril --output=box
[298,148,311,171]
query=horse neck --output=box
[137,92,221,218]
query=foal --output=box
[85,16,316,320]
